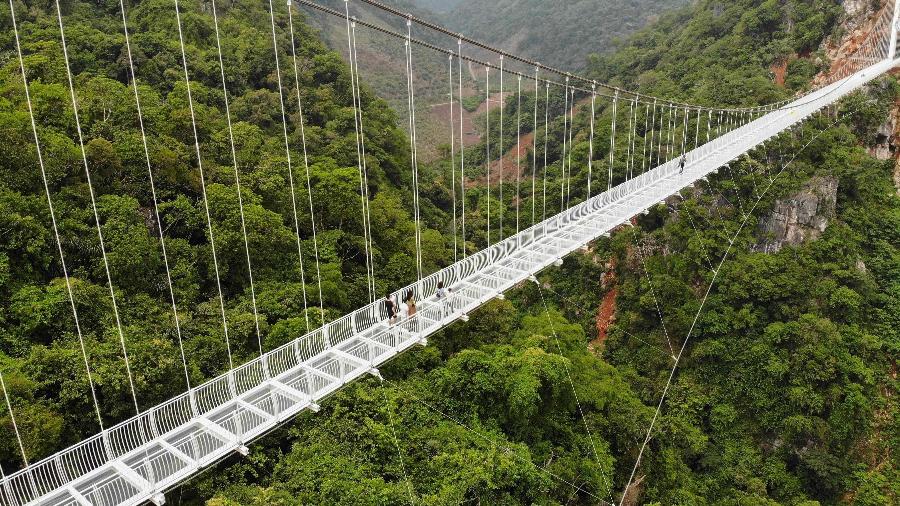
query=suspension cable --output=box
[498,56,504,241]
[485,65,491,247]
[350,18,377,301]
[645,99,655,171]
[116,0,192,396]
[587,84,596,199]
[560,77,569,213]
[541,82,549,222]
[448,53,458,263]
[174,0,235,374]
[55,0,141,416]
[608,91,618,191]
[531,66,538,226]
[404,19,424,285]
[0,371,37,495]
[344,4,375,304]
[625,97,635,180]
[344,0,789,112]
[515,74,522,234]
[458,39,466,258]
[566,85,575,208]
[9,0,106,441]
[693,107,701,151]
[287,1,326,330]
[641,104,655,174]
[212,0,264,355]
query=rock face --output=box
[870,112,898,160]
[755,176,838,253]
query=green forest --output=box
[427,0,692,70]
[0,0,897,505]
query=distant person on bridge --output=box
[405,289,417,318]
[436,280,453,317]
[384,292,397,324]
[679,153,687,174]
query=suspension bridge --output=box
[2,0,899,504]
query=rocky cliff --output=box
[754,176,838,253]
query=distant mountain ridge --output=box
[415,0,691,70]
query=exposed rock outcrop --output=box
[754,176,838,253]
[869,111,898,160]
[894,157,900,194]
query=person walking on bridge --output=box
[679,153,687,175]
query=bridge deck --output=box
[3,59,893,506]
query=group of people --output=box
[383,281,453,325]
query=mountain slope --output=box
[434,0,691,70]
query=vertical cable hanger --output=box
[176,0,244,443]
[693,107,702,151]
[646,99,656,171]
[485,65,491,247]
[625,97,635,180]
[55,0,142,418]
[515,74,522,234]
[350,18,377,301]
[8,0,109,458]
[404,17,424,287]
[641,103,650,174]
[531,66,539,226]
[448,53,458,263]
[587,83,596,199]
[213,0,264,354]
[344,2,375,303]
[542,81,549,222]
[457,38,467,258]
[116,0,193,399]
[560,76,569,213]
[498,56,504,241]
[565,85,575,208]
[287,0,326,329]
[608,91,619,191]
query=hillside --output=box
[433,0,691,70]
